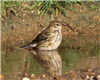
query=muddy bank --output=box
[1,4,100,52]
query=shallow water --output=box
[1,41,100,80]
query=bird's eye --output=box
[56,23,59,26]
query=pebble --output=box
[1,75,4,80]
[86,75,90,79]
[23,20,25,22]
[22,77,30,80]
[26,23,31,26]
[97,75,100,79]
[11,25,16,30]
[84,7,86,9]
[31,10,34,13]
[43,74,46,77]
[90,76,94,80]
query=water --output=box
[1,42,100,80]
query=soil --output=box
[1,4,100,52]
[1,2,100,80]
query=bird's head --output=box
[50,20,74,31]
[50,20,66,29]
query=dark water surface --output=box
[1,42,100,80]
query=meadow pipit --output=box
[19,20,74,50]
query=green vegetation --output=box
[1,1,81,21]
[1,1,100,21]
[84,1,99,10]
[33,1,78,17]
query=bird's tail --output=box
[18,43,37,49]
[18,46,30,49]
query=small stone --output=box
[97,75,100,79]
[77,70,80,73]
[31,10,34,13]
[84,7,86,9]
[90,76,94,79]
[11,25,16,30]
[96,9,98,11]
[86,75,90,79]
[65,72,68,74]
[99,9,100,11]
[23,13,25,16]
[54,76,63,80]
[87,69,92,72]
[38,10,40,15]
[72,78,75,80]
[39,32,41,33]
[43,74,45,77]
[22,77,30,80]
[26,23,31,26]
[92,72,95,75]
[39,25,44,28]
[23,20,25,22]
[31,74,36,79]
[1,75,4,80]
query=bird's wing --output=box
[18,27,51,49]
[33,27,51,42]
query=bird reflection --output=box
[30,49,62,77]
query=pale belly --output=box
[37,31,62,50]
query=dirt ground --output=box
[1,3,100,52]
[1,2,100,80]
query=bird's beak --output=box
[54,20,74,32]
[62,22,74,32]
[61,22,67,26]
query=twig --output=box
[11,3,32,21]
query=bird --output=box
[18,20,74,51]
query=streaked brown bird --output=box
[18,20,74,51]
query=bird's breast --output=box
[37,27,62,50]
